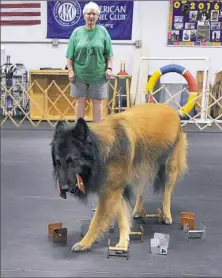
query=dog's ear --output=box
[72,117,89,141]
[55,121,64,134]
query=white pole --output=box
[200,67,208,121]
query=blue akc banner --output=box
[47,1,134,40]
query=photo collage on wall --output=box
[168,0,222,46]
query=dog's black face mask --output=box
[51,118,94,199]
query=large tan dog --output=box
[51,103,188,252]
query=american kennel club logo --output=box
[53,0,81,27]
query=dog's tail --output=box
[153,130,188,193]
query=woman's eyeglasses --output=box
[86,12,98,17]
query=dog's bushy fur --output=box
[51,103,188,252]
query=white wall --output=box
[1,1,222,84]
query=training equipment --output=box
[180,212,195,230]
[117,61,129,76]
[52,228,67,244]
[107,239,130,260]
[129,225,144,242]
[48,222,62,237]
[150,233,170,255]
[183,223,206,240]
[144,63,198,117]
[48,222,67,244]
[140,208,163,224]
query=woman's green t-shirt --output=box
[66,25,113,84]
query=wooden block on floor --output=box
[180,212,195,230]
[48,223,62,237]
[52,228,67,244]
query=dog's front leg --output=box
[116,197,131,250]
[71,188,122,252]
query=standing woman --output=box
[66,1,114,122]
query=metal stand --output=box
[107,239,130,260]
[183,223,206,240]
[129,225,144,242]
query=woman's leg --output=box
[92,99,103,122]
[70,80,88,120]
[75,97,86,120]
[89,82,108,123]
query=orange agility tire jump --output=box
[145,64,198,117]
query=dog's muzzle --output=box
[57,175,85,199]
[57,184,69,199]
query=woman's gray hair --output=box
[83,1,100,15]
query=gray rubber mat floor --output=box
[1,127,222,277]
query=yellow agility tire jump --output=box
[145,64,198,117]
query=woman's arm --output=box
[67,58,74,71]
[66,31,76,82]
[107,56,113,70]
[66,58,75,82]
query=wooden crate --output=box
[28,70,108,121]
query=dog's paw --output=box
[115,241,129,253]
[132,211,143,219]
[163,214,173,225]
[71,242,91,252]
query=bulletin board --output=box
[167,0,222,47]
